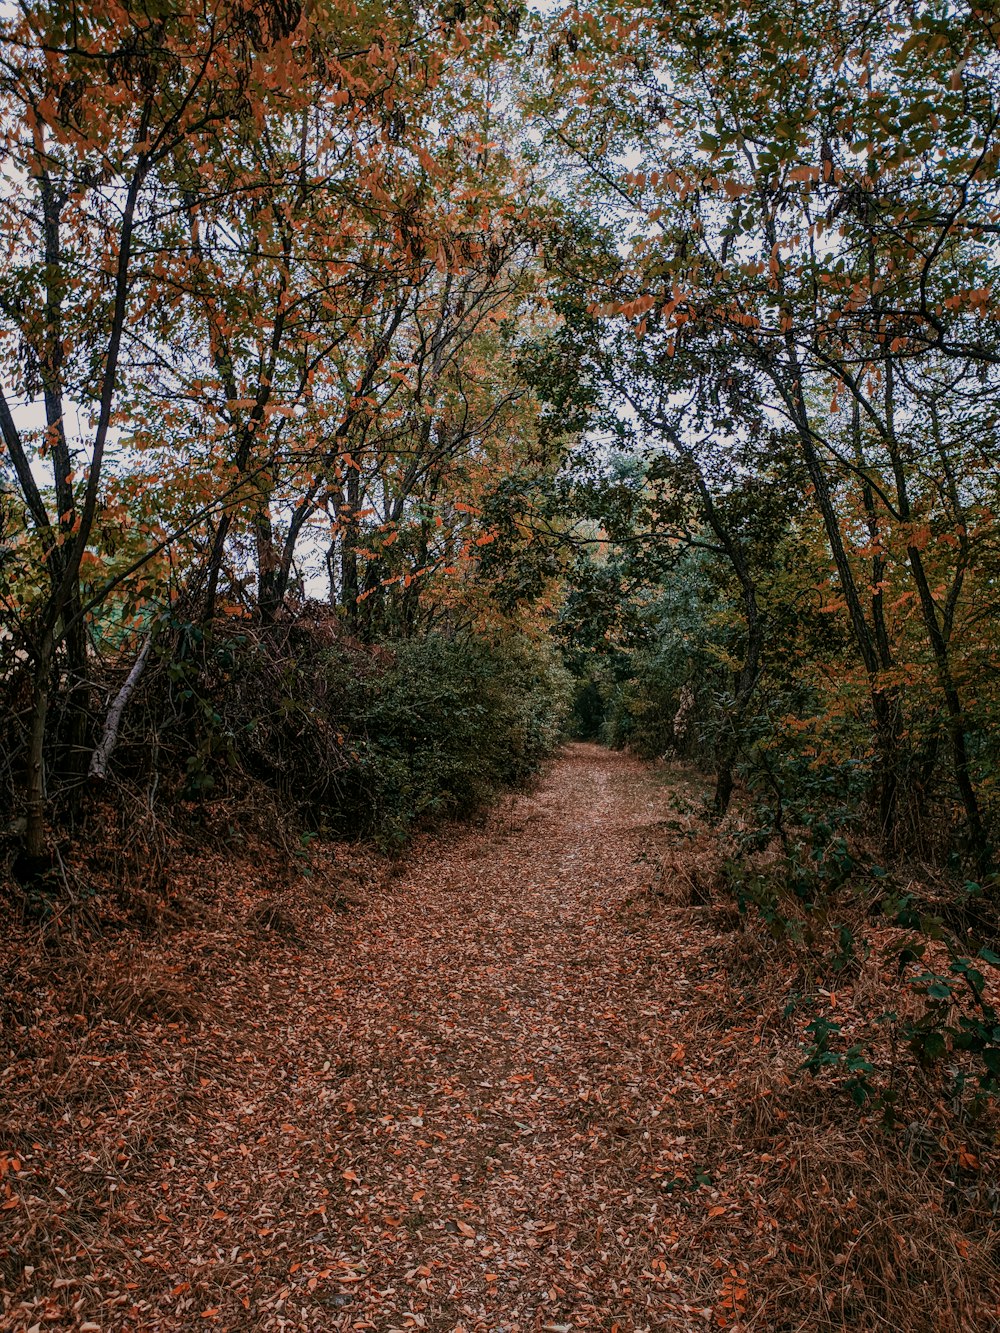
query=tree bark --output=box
[25,632,54,863]
[89,637,153,782]
[693,470,764,818]
[773,357,901,842]
[880,359,991,876]
[340,465,361,629]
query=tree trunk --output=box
[25,633,54,864]
[687,458,764,819]
[879,358,992,877]
[906,540,992,879]
[340,467,360,630]
[61,593,91,797]
[89,636,153,782]
[255,503,279,620]
[776,363,900,841]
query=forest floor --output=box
[2,744,999,1332]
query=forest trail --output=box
[19,745,988,1333]
[8,743,754,1333]
[310,742,719,1331]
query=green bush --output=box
[110,619,571,848]
[337,632,571,845]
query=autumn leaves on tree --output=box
[1,0,557,857]
[5,7,1000,1329]
[2,0,1000,887]
[535,0,1000,878]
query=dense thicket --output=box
[53,616,567,847]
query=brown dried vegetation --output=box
[2,746,999,1330]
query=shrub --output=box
[95,615,570,849]
[336,631,571,845]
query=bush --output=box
[98,615,570,849]
[336,631,571,845]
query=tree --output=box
[524,0,1000,870]
[0,0,542,860]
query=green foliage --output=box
[560,544,728,762]
[800,1014,876,1107]
[723,835,1000,1111]
[111,620,570,849]
[903,949,1000,1101]
[336,632,571,846]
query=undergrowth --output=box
[633,759,1000,1331]
[2,610,571,913]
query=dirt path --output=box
[7,745,995,1331]
[314,743,716,1331]
[6,745,734,1332]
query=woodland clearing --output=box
[3,745,998,1332]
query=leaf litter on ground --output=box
[2,744,999,1331]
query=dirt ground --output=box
[2,744,998,1331]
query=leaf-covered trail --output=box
[6,735,999,1333]
[4,746,764,1332]
[259,743,730,1331]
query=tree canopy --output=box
[2,0,999,879]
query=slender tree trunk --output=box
[688,458,764,818]
[340,467,360,630]
[325,534,339,605]
[273,488,319,608]
[203,512,230,621]
[776,362,900,841]
[905,541,992,877]
[255,502,279,621]
[25,632,55,864]
[62,594,91,794]
[89,636,153,781]
[36,154,92,799]
[879,360,991,876]
[850,403,893,671]
[21,131,149,856]
[401,517,432,638]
